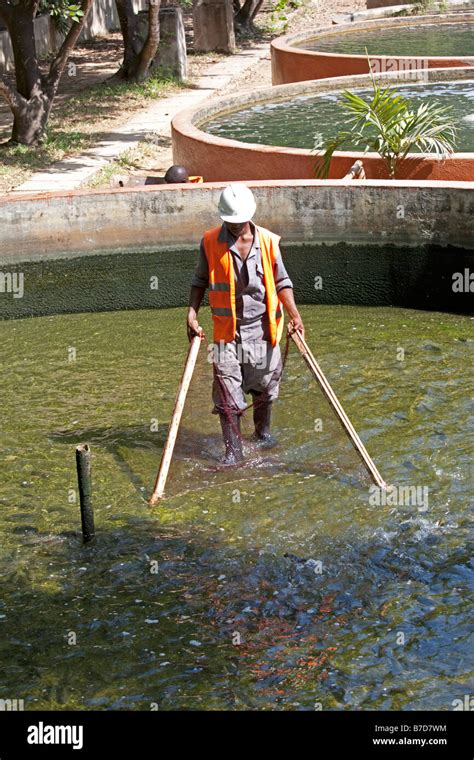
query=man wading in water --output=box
[187,184,304,464]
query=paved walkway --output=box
[14,44,268,194]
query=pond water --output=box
[295,22,474,57]
[203,80,474,152]
[1,304,472,709]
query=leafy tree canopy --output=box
[39,0,85,32]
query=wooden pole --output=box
[149,335,202,504]
[290,330,387,489]
[75,443,95,542]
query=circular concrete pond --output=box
[172,68,474,181]
[0,182,472,709]
[296,21,474,56]
[204,79,474,153]
[271,13,474,85]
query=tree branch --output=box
[46,0,93,93]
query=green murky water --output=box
[296,22,474,56]
[0,305,472,710]
[203,80,474,152]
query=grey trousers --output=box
[210,339,283,415]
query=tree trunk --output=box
[6,3,42,99]
[114,0,143,79]
[114,0,161,83]
[11,90,52,145]
[234,0,263,28]
[0,0,93,146]
[136,1,160,81]
[0,1,47,145]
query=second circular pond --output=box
[203,80,474,153]
[295,21,474,57]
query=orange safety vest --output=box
[202,224,284,346]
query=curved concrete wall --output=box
[0,182,472,319]
[172,68,474,182]
[2,181,472,260]
[271,14,474,85]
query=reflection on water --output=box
[0,305,472,709]
[204,80,474,153]
[296,22,474,56]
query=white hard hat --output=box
[218,184,256,223]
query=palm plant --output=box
[314,62,458,179]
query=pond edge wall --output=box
[1,182,472,318]
[1,181,473,262]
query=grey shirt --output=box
[192,222,293,343]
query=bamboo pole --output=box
[290,329,387,489]
[75,443,95,542]
[149,335,202,504]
